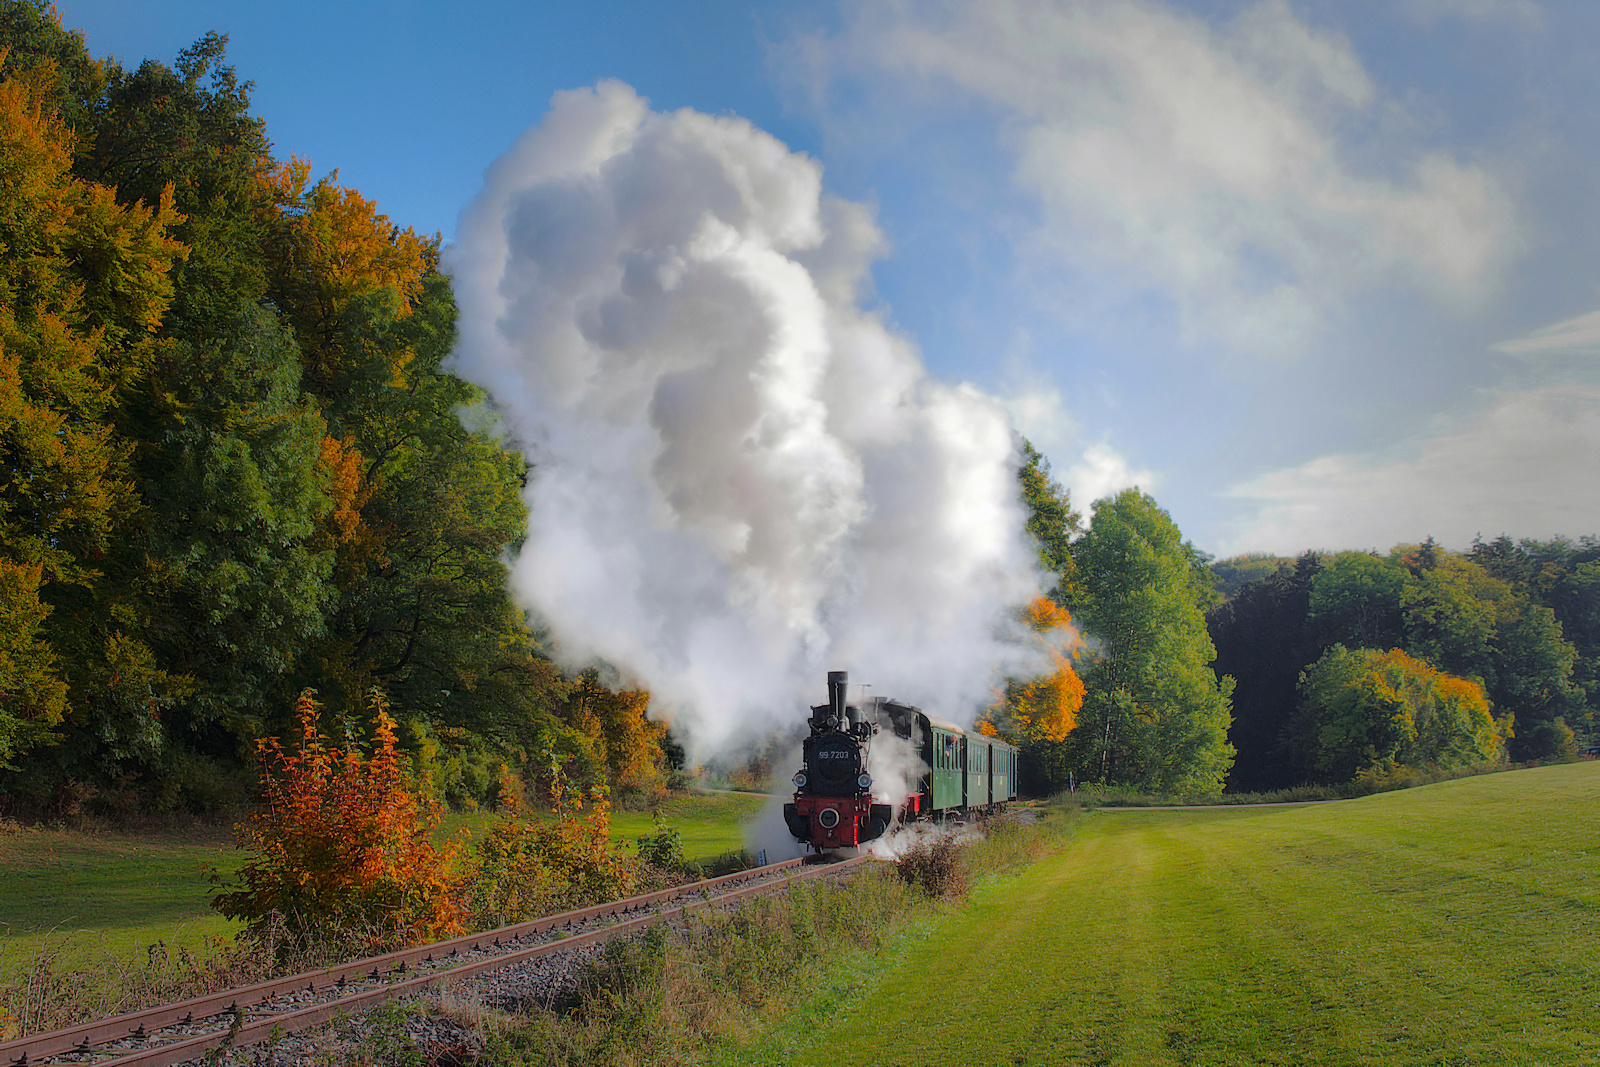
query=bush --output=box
[208,689,467,950]
[635,813,684,872]
[893,834,970,899]
[467,760,639,927]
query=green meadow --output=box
[608,790,768,863]
[0,826,238,969]
[0,790,767,969]
[725,762,1600,1067]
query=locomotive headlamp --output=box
[792,771,807,788]
[857,773,873,790]
[817,807,841,829]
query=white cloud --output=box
[1493,307,1600,357]
[1221,386,1600,554]
[1067,444,1158,507]
[812,0,1520,357]
[1002,381,1156,509]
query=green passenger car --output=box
[966,735,990,808]
[864,698,1019,820]
[925,720,965,814]
[990,742,1015,806]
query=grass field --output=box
[609,790,767,863]
[0,825,239,969]
[0,790,766,969]
[723,762,1600,1067]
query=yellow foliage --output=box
[567,672,667,794]
[468,759,638,926]
[266,164,435,388]
[0,57,184,764]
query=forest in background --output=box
[1,3,1593,820]
[1211,537,1598,791]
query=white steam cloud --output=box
[448,82,1043,755]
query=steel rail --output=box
[87,856,868,1067]
[2,856,821,1066]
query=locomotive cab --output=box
[783,671,894,850]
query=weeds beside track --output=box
[0,857,867,1066]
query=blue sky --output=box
[57,0,1600,557]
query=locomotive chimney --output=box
[828,670,848,726]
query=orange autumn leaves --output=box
[978,597,1086,744]
[259,157,433,390]
[211,689,466,943]
[211,687,648,947]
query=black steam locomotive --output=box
[782,671,1020,851]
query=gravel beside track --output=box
[2,856,869,1067]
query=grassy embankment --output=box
[722,762,1600,1067]
[0,791,766,970]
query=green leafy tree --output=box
[1308,551,1409,651]
[83,31,274,340]
[131,301,334,744]
[1289,645,1504,783]
[1394,544,1580,760]
[1472,535,1598,744]
[1017,438,1080,602]
[1068,489,1234,795]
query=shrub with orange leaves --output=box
[977,596,1086,744]
[210,689,466,947]
[467,757,639,927]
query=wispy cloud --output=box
[795,0,1522,358]
[1493,308,1600,357]
[1222,386,1600,554]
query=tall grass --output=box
[0,931,272,1038]
[476,870,921,1067]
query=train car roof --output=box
[921,714,965,734]
[861,696,1005,741]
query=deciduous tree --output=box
[1068,490,1234,795]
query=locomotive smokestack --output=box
[828,670,848,725]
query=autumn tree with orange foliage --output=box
[0,50,185,767]
[210,689,466,947]
[978,597,1086,746]
[562,670,668,800]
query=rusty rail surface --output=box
[4,855,868,1066]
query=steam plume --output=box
[448,81,1042,753]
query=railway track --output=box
[3,855,869,1066]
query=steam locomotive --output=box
[782,671,1020,851]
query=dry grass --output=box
[891,834,969,899]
